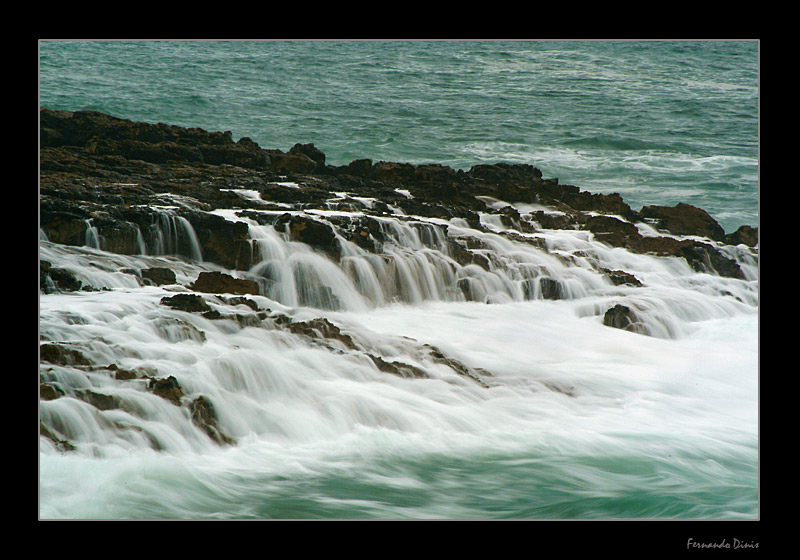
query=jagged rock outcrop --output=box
[191,271,259,295]
[39,108,757,285]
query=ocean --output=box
[38,39,759,522]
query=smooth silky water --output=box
[39,40,758,519]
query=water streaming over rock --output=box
[38,40,758,521]
[40,179,758,520]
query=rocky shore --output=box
[40,108,757,280]
[40,108,758,450]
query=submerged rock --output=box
[603,304,648,335]
[190,395,235,445]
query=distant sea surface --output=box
[39,40,759,234]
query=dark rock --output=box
[336,158,374,178]
[289,143,326,167]
[141,267,177,286]
[41,260,83,293]
[272,213,341,259]
[273,152,318,174]
[468,162,543,185]
[40,208,93,247]
[675,242,745,279]
[603,304,647,335]
[152,315,208,342]
[368,354,429,379]
[604,269,643,287]
[640,203,726,242]
[224,296,263,312]
[113,367,140,381]
[282,317,358,350]
[40,343,92,366]
[585,215,642,247]
[39,108,755,288]
[448,240,491,270]
[183,211,254,270]
[76,389,122,411]
[190,395,235,445]
[149,375,183,405]
[374,161,417,184]
[40,108,270,169]
[540,277,564,300]
[725,224,759,247]
[191,271,259,295]
[160,293,213,313]
[40,382,65,401]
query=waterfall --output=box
[41,189,758,520]
[84,220,101,249]
[150,210,203,261]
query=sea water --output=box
[38,40,759,520]
[38,40,758,234]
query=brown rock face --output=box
[39,108,756,286]
[640,203,726,242]
[190,271,260,295]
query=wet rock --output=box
[604,269,643,287]
[224,296,264,312]
[183,211,254,270]
[289,142,326,168]
[603,304,647,335]
[191,271,259,295]
[152,316,207,343]
[520,277,564,300]
[40,422,76,452]
[39,108,756,284]
[373,161,417,184]
[40,382,65,401]
[640,203,726,242]
[111,366,140,381]
[369,354,429,379]
[422,344,490,388]
[39,207,93,247]
[468,161,543,186]
[725,224,759,247]
[40,343,92,366]
[272,213,341,259]
[539,277,564,300]
[76,389,122,411]
[149,375,184,405]
[632,236,744,279]
[675,241,745,279]
[40,108,270,169]
[280,316,359,350]
[141,267,177,286]
[160,293,213,313]
[585,215,642,247]
[40,260,83,293]
[190,395,235,445]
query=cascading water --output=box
[38,37,759,527]
[41,185,758,521]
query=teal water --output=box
[38,40,759,521]
[39,40,758,234]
